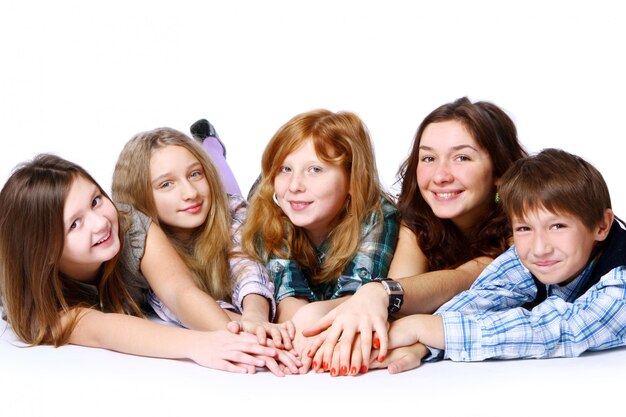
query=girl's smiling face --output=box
[59,176,120,282]
[416,120,496,234]
[273,139,350,246]
[150,145,211,240]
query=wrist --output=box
[371,278,404,315]
[363,281,390,308]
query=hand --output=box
[368,342,429,374]
[256,346,303,377]
[188,330,277,373]
[317,333,369,376]
[302,283,389,371]
[288,301,338,374]
[227,319,296,350]
[386,314,444,350]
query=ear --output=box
[493,176,502,187]
[594,208,614,242]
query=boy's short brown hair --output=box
[499,148,611,230]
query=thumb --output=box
[301,313,333,337]
[226,321,242,334]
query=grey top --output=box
[116,203,152,309]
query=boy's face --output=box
[512,207,609,286]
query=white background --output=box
[1,2,626,415]
[1,1,625,214]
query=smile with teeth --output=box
[289,201,312,210]
[94,231,111,246]
[434,191,461,200]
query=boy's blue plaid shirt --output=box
[429,240,626,361]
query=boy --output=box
[373,148,626,373]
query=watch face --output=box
[385,281,403,294]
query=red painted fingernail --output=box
[312,361,317,369]
[330,368,337,376]
[373,338,380,349]
[378,355,385,363]
[340,366,347,375]
[360,365,368,374]
[323,362,329,371]
[350,366,357,375]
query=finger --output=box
[234,362,257,374]
[359,328,373,374]
[284,320,296,341]
[269,326,283,349]
[337,337,353,376]
[262,356,285,377]
[218,361,250,374]
[349,337,362,376]
[256,326,268,346]
[233,343,276,361]
[368,348,381,368]
[299,354,313,374]
[388,352,422,374]
[306,332,326,360]
[226,321,241,334]
[329,344,341,377]
[373,321,390,362]
[312,342,325,373]
[279,327,292,351]
[301,312,334,337]
[275,349,300,374]
[321,323,355,374]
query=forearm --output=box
[241,294,271,322]
[276,297,309,322]
[69,310,202,360]
[171,285,231,331]
[397,257,489,316]
[388,314,445,351]
[281,297,349,326]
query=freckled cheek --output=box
[416,167,431,191]
[273,178,288,196]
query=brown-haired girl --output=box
[304,97,528,375]
[0,154,296,375]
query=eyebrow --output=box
[64,184,99,226]
[151,162,203,185]
[419,144,480,152]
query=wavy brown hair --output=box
[0,154,142,346]
[242,109,389,285]
[112,128,232,302]
[397,97,528,270]
[500,148,611,229]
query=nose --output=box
[288,171,305,193]
[532,231,553,257]
[181,180,199,200]
[90,211,108,235]
[432,160,453,184]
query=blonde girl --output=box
[112,128,293,346]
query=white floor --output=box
[2,316,624,417]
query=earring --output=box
[494,192,501,205]
[273,193,280,206]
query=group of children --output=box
[1,97,625,376]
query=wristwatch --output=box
[372,278,404,314]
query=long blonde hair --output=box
[0,154,142,346]
[242,109,386,285]
[112,128,232,302]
